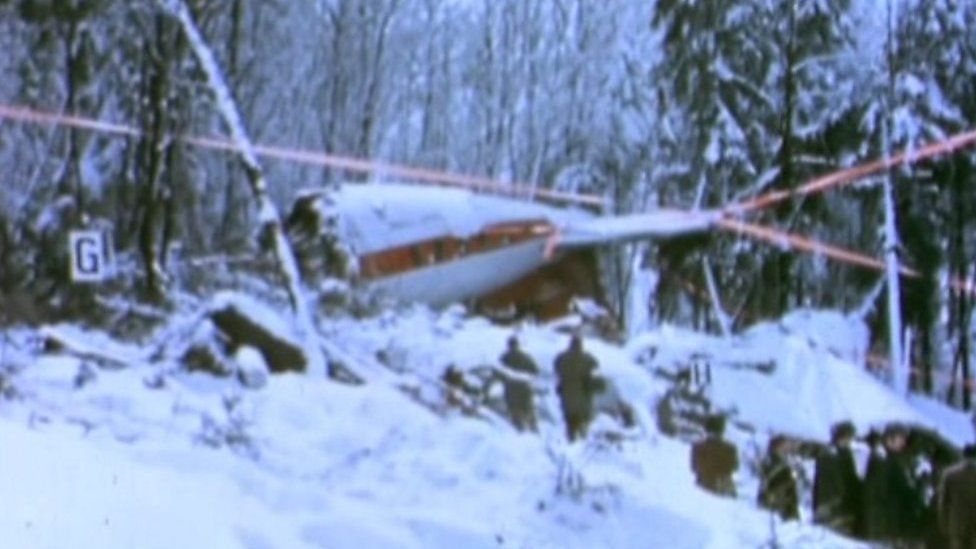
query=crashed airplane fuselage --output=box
[286,183,718,316]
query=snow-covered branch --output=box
[852,276,886,320]
[702,258,732,338]
[156,0,323,377]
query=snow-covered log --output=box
[207,293,306,374]
[38,325,145,370]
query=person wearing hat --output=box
[757,434,800,521]
[498,335,539,432]
[690,414,738,497]
[553,334,599,442]
[863,423,926,543]
[813,421,863,536]
[861,428,888,540]
[937,444,976,549]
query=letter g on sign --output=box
[69,230,111,282]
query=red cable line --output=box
[725,129,976,214]
[0,103,605,208]
[716,217,976,296]
[5,103,973,214]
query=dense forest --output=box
[0,0,975,406]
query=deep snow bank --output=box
[630,309,972,445]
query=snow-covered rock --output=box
[234,345,269,389]
[208,291,306,373]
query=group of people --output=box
[481,333,976,547]
[496,333,601,442]
[692,418,976,548]
[490,335,976,547]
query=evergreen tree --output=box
[885,0,976,405]
[652,0,859,326]
[758,0,858,314]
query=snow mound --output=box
[631,309,971,444]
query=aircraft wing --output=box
[557,209,719,248]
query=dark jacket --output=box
[862,450,887,539]
[758,453,799,521]
[863,449,925,540]
[938,460,976,545]
[554,348,598,417]
[813,445,862,534]
[499,348,539,431]
[691,436,738,496]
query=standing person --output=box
[758,435,800,521]
[924,435,963,549]
[862,429,888,540]
[554,334,599,442]
[690,414,739,497]
[498,336,539,432]
[813,421,863,536]
[869,424,926,544]
[938,444,976,549]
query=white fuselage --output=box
[367,237,551,305]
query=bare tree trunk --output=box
[957,273,972,410]
[948,345,960,406]
[138,13,171,303]
[882,136,905,395]
[882,0,905,395]
[159,145,178,271]
[357,0,399,162]
[947,209,967,407]
[962,269,973,410]
[60,19,84,212]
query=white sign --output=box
[69,230,113,282]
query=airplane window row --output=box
[357,220,554,280]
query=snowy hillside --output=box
[0,302,971,549]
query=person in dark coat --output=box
[690,414,738,497]
[938,444,976,549]
[758,435,800,521]
[863,423,926,544]
[813,421,863,536]
[554,334,599,442]
[498,336,539,432]
[921,432,962,549]
[861,429,887,540]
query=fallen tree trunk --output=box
[39,326,137,370]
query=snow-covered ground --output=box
[0,303,971,548]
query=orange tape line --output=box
[716,217,976,296]
[0,103,604,208]
[726,129,976,214]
